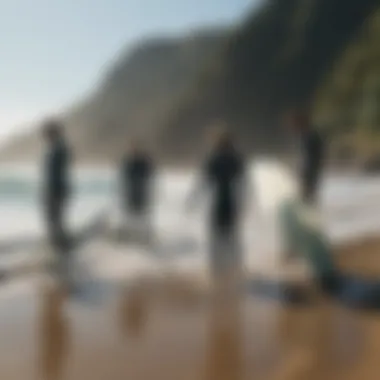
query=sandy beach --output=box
[0,236,378,380]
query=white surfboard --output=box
[250,159,313,283]
[252,159,299,215]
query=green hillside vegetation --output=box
[314,8,380,163]
[159,0,380,161]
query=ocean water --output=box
[1,162,380,282]
[0,165,114,241]
[1,163,380,240]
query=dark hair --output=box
[42,118,63,139]
[284,107,311,129]
[214,130,235,152]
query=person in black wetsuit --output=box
[281,110,380,308]
[285,109,325,204]
[42,119,71,252]
[119,140,155,242]
[188,130,247,281]
[206,133,245,234]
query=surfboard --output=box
[252,159,335,282]
[253,159,299,215]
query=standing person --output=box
[187,129,247,286]
[119,140,155,243]
[42,119,71,252]
[285,109,326,205]
[281,109,326,264]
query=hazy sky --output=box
[0,0,258,140]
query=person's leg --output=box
[119,203,130,241]
[303,174,319,206]
[280,202,302,263]
[141,209,156,250]
[53,198,69,253]
[209,222,224,282]
[120,195,139,242]
[209,221,242,296]
[131,196,154,246]
[228,227,243,278]
[46,198,59,250]
[60,199,70,250]
[222,225,243,297]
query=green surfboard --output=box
[279,200,336,280]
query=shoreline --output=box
[0,234,379,379]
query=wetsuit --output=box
[202,145,246,277]
[300,129,325,203]
[43,139,71,251]
[204,146,245,234]
[120,153,154,215]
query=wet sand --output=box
[1,239,380,380]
